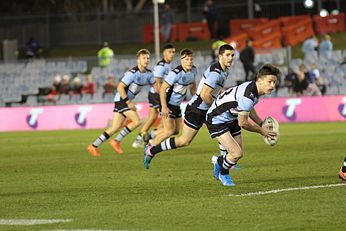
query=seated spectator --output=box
[293,64,321,96]
[82,74,97,96]
[310,63,326,95]
[70,77,84,96]
[59,75,71,95]
[102,75,117,98]
[284,68,298,95]
[46,75,62,103]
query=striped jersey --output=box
[207,81,259,125]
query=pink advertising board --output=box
[0,96,345,132]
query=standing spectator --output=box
[161,3,174,43]
[211,40,226,62]
[97,42,114,68]
[319,34,333,61]
[203,0,218,39]
[301,36,318,62]
[82,74,97,96]
[240,39,256,81]
[103,75,118,98]
[26,37,41,59]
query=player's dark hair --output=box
[256,64,281,80]
[162,43,175,51]
[218,44,234,55]
[136,49,151,58]
[180,48,194,59]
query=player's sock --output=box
[151,137,176,155]
[217,155,236,175]
[218,142,227,156]
[115,126,131,142]
[92,131,110,147]
[135,133,142,141]
[342,157,346,172]
[149,131,156,139]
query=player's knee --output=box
[132,120,142,128]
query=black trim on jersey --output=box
[209,62,223,74]
[207,102,238,125]
[129,66,139,73]
[244,81,258,102]
[166,85,174,102]
[172,65,184,74]
[204,82,214,90]
[156,59,166,66]
[145,68,152,72]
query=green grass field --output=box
[1,122,346,231]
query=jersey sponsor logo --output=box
[75,106,92,127]
[26,108,43,128]
[283,98,302,121]
[338,96,346,118]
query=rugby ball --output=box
[262,116,280,146]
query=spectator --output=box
[203,0,218,39]
[284,68,298,95]
[211,40,226,62]
[59,75,70,95]
[103,75,117,98]
[310,63,326,95]
[293,64,321,96]
[25,37,41,59]
[70,77,83,96]
[239,39,256,81]
[319,34,333,61]
[46,75,62,103]
[161,3,174,43]
[301,36,318,62]
[97,42,114,68]
[82,74,97,96]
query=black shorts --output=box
[164,104,182,119]
[206,120,241,139]
[113,100,130,113]
[184,104,207,130]
[148,92,160,109]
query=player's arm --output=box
[200,84,214,106]
[238,112,276,138]
[154,77,162,93]
[189,81,197,96]
[159,81,171,118]
[249,109,263,126]
[117,81,135,110]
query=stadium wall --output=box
[1,96,346,132]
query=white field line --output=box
[0,219,72,225]
[46,229,133,231]
[229,183,346,197]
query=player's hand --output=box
[261,124,277,138]
[127,101,136,111]
[160,106,171,119]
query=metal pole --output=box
[336,0,340,11]
[248,0,254,19]
[291,0,295,16]
[317,0,322,14]
[186,0,191,23]
[153,0,160,62]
